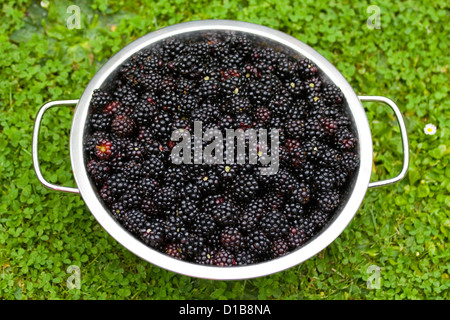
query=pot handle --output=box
[358,96,409,188]
[32,100,80,194]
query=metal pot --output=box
[32,20,409,280]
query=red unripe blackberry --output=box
[95,138,114,160]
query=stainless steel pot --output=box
[32,20,409,280]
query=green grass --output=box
[0,0,449,300]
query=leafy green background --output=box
[0,0,448,300]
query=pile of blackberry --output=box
[84,32,359,266]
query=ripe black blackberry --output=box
[259,210,290,239]
[122,209,147,235]
[197,168,221,194]
[220,226,244,253]
[313,167,338,191]
[140,218,166,249]
[316,189,340,213]
[86,159,110,185]
[91,89,112,109]
[238,210,260,235]
[297,58,318,79]
[165,242,186,260]
[254,106,272,124]
[89,113,111,132]
[288,182,311,205]
[334,127,357,151]
[229,173,259,202]
[284,202,305,221]
[177,198,200,223]
[164,215,188,242]
[287,226,307,249]
[214,249,236,267]
[271,238,289,258]
[154,185,178,210]
[194,246,216,265]
[235,250,258,266]
[310,208,330,229]
[180,232,205,258]
[192,212,218,237]
[210,199,238,227]
[111,114,135,137]
[140,196,161,216]
[246,230,271,257]
[322,84,344,106]
[132,100,157,126]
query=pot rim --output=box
[70,20,373,280]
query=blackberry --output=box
[246,230,271,257]
[165,242,186,260]
[224,95,252,114]
[229,174,259,202]
[237,210,260,234]
[235,250,258,266]
[304,76,322,94]
[154,185,178,210]
[140,196,161,216]
[139,218,166,249]
[283,76,304,97]
[105,173,129,196]
[120,160,143,183]
[214,249,236,267]
[254,106,271,124]
[271,238,289,258]
[220,226,243,253]
[91,89,112,109]
[111,114,135,137]
[322,84,344,106]
[89,113,111,132]
[132,101,157,126]
[287,226,307,249]
[180,232,205,257]
[139,177,160,196]
[164,215,187,241]
[122,209,147,235]
[284,202,305,221]
[110,201,127,222]
[159,91,179,113]
[217,164,239,182]
[197,168,221,194]
[141,156,165,179]
[210,199,238,227]
[94,137,115,160]
[288,182,311,205]
[297,58,318,79]
[334,127,357,151]
[313,167,338,191]
[259,210,290,239]
[293,216,316,238]
[86,159,110,185]
[194,246,216,265]
[316,189,340,213]
[304,117,326,140]
[177,94,198,115]
[177,199,199,223]
[310,208,330,229]
[192,212,218,237]
[124,140,146,160]
[120,186,143,209]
